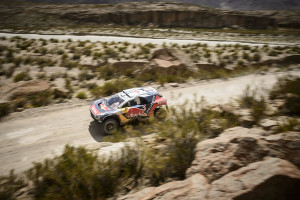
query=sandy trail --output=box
[0,71,299,176]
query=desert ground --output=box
[0,70,299,176]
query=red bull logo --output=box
[126,105,147,118]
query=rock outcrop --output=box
[150,48,192,69]
[140,48,195,77]
[186,127,300,182]
[120,157,300,200]
[119,127,300,200]
[207,157,300,200]
[119,174,209,200]
[0,80,51,101]
[62,3,275,29]
[0,80,52,116]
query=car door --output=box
[124,97,147,119]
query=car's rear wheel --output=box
[102,118,119,135]
[154,108,167,121]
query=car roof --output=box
[122,87,158,98]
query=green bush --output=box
[61,59,78,69]
[0,102,10,118]
[252,53,261,62]
[269,76,300,115]
[274,118,300,133]
[56,49,64,55]
[13,72,31,82]
[239,86,266,122]
[250,98,267,123]
[0,170,26,200]
[72,53,81,60]
[98,65,116,80]
[104,48,117,58]
[29,91,52,107]
[268,50,279,56]
[78,71,95,81]
[76,91,87,99]
[26,145,143,200]
[36,72,47,80]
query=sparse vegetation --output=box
[19,97,241,199]
[90,79,141,98]
[76,91,87,99]
[239,86,267,123]
[0,102,10,118]
[0,6,300,199]
[13,71,31,82]
[0,35,299,121]
[270,76,300,115]
[274,118,300,133]
[0,170,26,200]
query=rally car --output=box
[90,87,168,134]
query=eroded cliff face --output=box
[61,7,275,29]
[0,2,280,29]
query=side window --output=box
[122,102,130,108]
[131,99,137,106]
[122,100,137,108]
[139,97,148,105]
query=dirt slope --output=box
[0,71,299,176]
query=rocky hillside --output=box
[2,1,300,30]
[8,0,300,10]
[120,128,300,200]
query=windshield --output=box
[106,94,125,109]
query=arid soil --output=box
[0,70,299,176]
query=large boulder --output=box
[264,132,300,167]
[150,48,193,69]
[118,174,209,200]
[140,48,196,78]
[186,127,300,182]
[207,157,300,200]
[0,80,51,101]
[119,157,300,200]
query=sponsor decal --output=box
[100,103,109,111]
[146,95,156,113]
[126,105,148,118]
[91,104,100,115]
[143,87,155,93]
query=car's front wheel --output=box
[154,108,167,121]
[102,118,119,135]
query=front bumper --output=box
[90,110,101,122]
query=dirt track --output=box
[0,71,299,176]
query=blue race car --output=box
[90,87,168,134]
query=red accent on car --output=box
[149,95,167,115]
[126,105,147,118]
[90,104,100,115]
[100,103,109,111]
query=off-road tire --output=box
[154,108,167,121]
[102,118,119,135]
